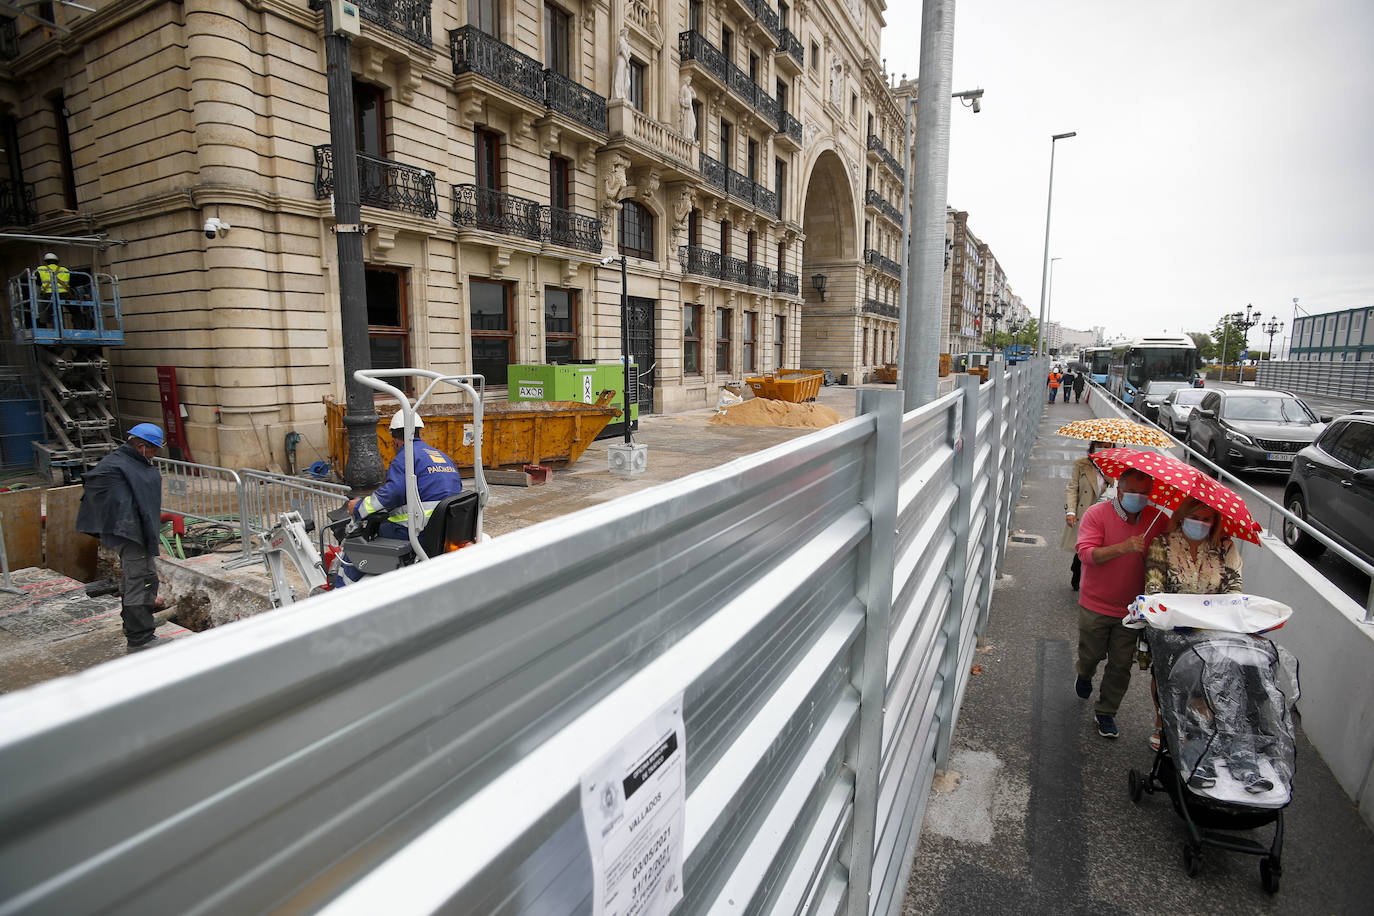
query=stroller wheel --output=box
[1182,842,1202,878]
[1128,769,1144,804]
[1260,856,1281,894]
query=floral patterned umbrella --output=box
[1090,447,1263,544]
[1055,417,1174,448]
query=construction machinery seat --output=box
[418,490,480,556]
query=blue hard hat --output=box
[128,423,165,448]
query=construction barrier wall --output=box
[0,360,1045,916]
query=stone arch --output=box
[800,147,858,262]
[799,147,862,380]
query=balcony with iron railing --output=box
[359,0,431,49]
[865,189,903,226]
[864,298,900,320]
[451,184,602,252]
[680,244,723,280]
[775,270,799,295]
[0,16,17,61]
[865,248,901,279]
[314,146,439,218]
[450,26,606,134]
[778,110,803,147]
[699,154,778,216]
[0,178,36,226]
[776,26,804,68]
[679,31,779,126]
[867,134,906,182]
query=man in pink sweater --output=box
[1073,467,1163,738]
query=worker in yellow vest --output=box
[34,252,71,330]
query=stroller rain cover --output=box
[1148,628,1297,809]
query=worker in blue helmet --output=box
[76,423,167,652]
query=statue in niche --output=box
[612,28,631,101]
[679,75,697,139]
[829,55,844,108]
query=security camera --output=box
[204,217,230,239]
[972,98,981,113]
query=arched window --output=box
[619,201,654,259]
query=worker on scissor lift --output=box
[335,412,464,585]
[34,252,71,329]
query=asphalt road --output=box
[1171,380,1372,607]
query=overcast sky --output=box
[879,0,1374,351]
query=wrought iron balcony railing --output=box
[721,253,750,287]
[775,271,799,295]
[542,204,603,253]
[699,152,727,193]
[359,0,431,49]
[0,17,17,62]
[778,110,802,145]
[679,31,779,125]
[450,25,546,106]
[866,189,903,226]
[864,298,900,319]
[867,134,906,181]
[544,69,607,133]
[679,244,723,280]
[745,261,773,290]
[725,167,754,207]
[452,184,543,240]
[314,146,439,218]
[777,27,803,66]
[0,177,35,226]
[865,249,901,278]
[754,0,779,38]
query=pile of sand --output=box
[710,397,842,429]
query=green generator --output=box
[507,361,639,439]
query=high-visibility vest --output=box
[36,263,71,295]
[1049,373,1062,387]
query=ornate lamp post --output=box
[1233,303,1262,381]
[986,299,1006,348]
[1262,317,1284,361]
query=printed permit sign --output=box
[581,694,686,916]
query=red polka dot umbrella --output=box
[1090,447,1263,544]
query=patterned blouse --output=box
[1144,529,1243,596]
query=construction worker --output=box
[34,252,71,329]
[1047,366,1063,404]
[336,412,463,584]
[75,424,166,653]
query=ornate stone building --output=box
[0,0,905,468]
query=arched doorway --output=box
[800,150,860,380]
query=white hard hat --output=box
[43,252,57,262]
[389,411,424,431]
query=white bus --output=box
[1108,334,1199,405]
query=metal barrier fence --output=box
[155,457,248,556]
[1256,360,1374,401]
[0,360,1044,916]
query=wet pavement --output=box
[900,393,1374,915]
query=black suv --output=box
[1186,388,1326,472]
[1282,413,1374,564]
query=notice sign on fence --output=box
[581,694,686,916]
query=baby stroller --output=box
[1127,627,1299,894]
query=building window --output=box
[746,230,756,264]
[774,315,785,368]
[719,220,731,259]
[689,0,703,33]
[684,304,702,374]
[629,58,646,110]
[776,241,786,274]
[719,119,732,166]
[549,154,569,208]
[50,94,77,209]
[353,81,385,157]
[545,3,571,76]
[863,327,870,365]
[743,311,757,373]
[810,41,819,69]
[748,52,759,84]
[688,208,700,246]
[851,92,858,118]
[475,128,501,189]
[776,78,788,114]
[690,100,703,141]
[775,158,786,214]
[470,279,514,386]
[779,1,789,29]
[722,26,733,63]
[469,0,500,36]
[716,307,731,373]
[619,200,654,259]
[365,268,410,380]
[545,287,578,363]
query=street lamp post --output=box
[1262,317,1284,362]
[1233,302,1261,381]
[986,300,1005,348]
[1036,131,1076,358]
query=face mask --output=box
[1181,518,1213,541]
[1120,492,1149,514]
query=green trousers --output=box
[1076,607,1136,716]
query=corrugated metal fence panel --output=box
[0,414,882,916]
[1256,361,1374,400]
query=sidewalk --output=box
[900,392,1374,914]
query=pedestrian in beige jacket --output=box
[1062,440,1115,589]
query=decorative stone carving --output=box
[490,246,513,278]
[456,89,484,128]
[603,155,630,201]
[362,46,386,82]
[634,167,661,202]
[612,27,631,101]
[829,55,844,108]
[803,120,821,145]
[679,75,696,138]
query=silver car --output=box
[1157,387,1209,437]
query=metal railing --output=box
[236,469,349,547]
[156,458,249,556]
[777,26,804,66]
[679,30,779,125]
[776,270,799,294]
[1256,361,1374,401]
[866,189,904,226]
[0,177,36,226]
[867,133,906,181]
[0,360,1046,915]
[864,298,899,319]
[451,183,544,240]
[679,244,722,279]
[359,0,431,48]
[449,24,545,104]
[866,248,901,278]
[543,69,607,134]
[541,204,603,253]
[699,151,727,192]
[313,146,439,218]
[779,109,802,144]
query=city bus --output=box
[1108,335,1199,405]
[1083,346,1112,384]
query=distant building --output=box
[1288,306,1374,361]
[947,210,981,355]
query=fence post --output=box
[846,387,902,916]
[976,357,1004,633]
[934,373,979,769]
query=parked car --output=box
[1282,413,1374,564]
[1157,387,1209,437]
[1186,388,1327,473]
[1140,380,1192,424]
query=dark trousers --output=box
[1077,607,1136,716]
[1049,387,1058,403]
[1070,553,1082,589]
[115,539,159,647]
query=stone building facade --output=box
[0,0,906,468]
[947,208,980,356]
